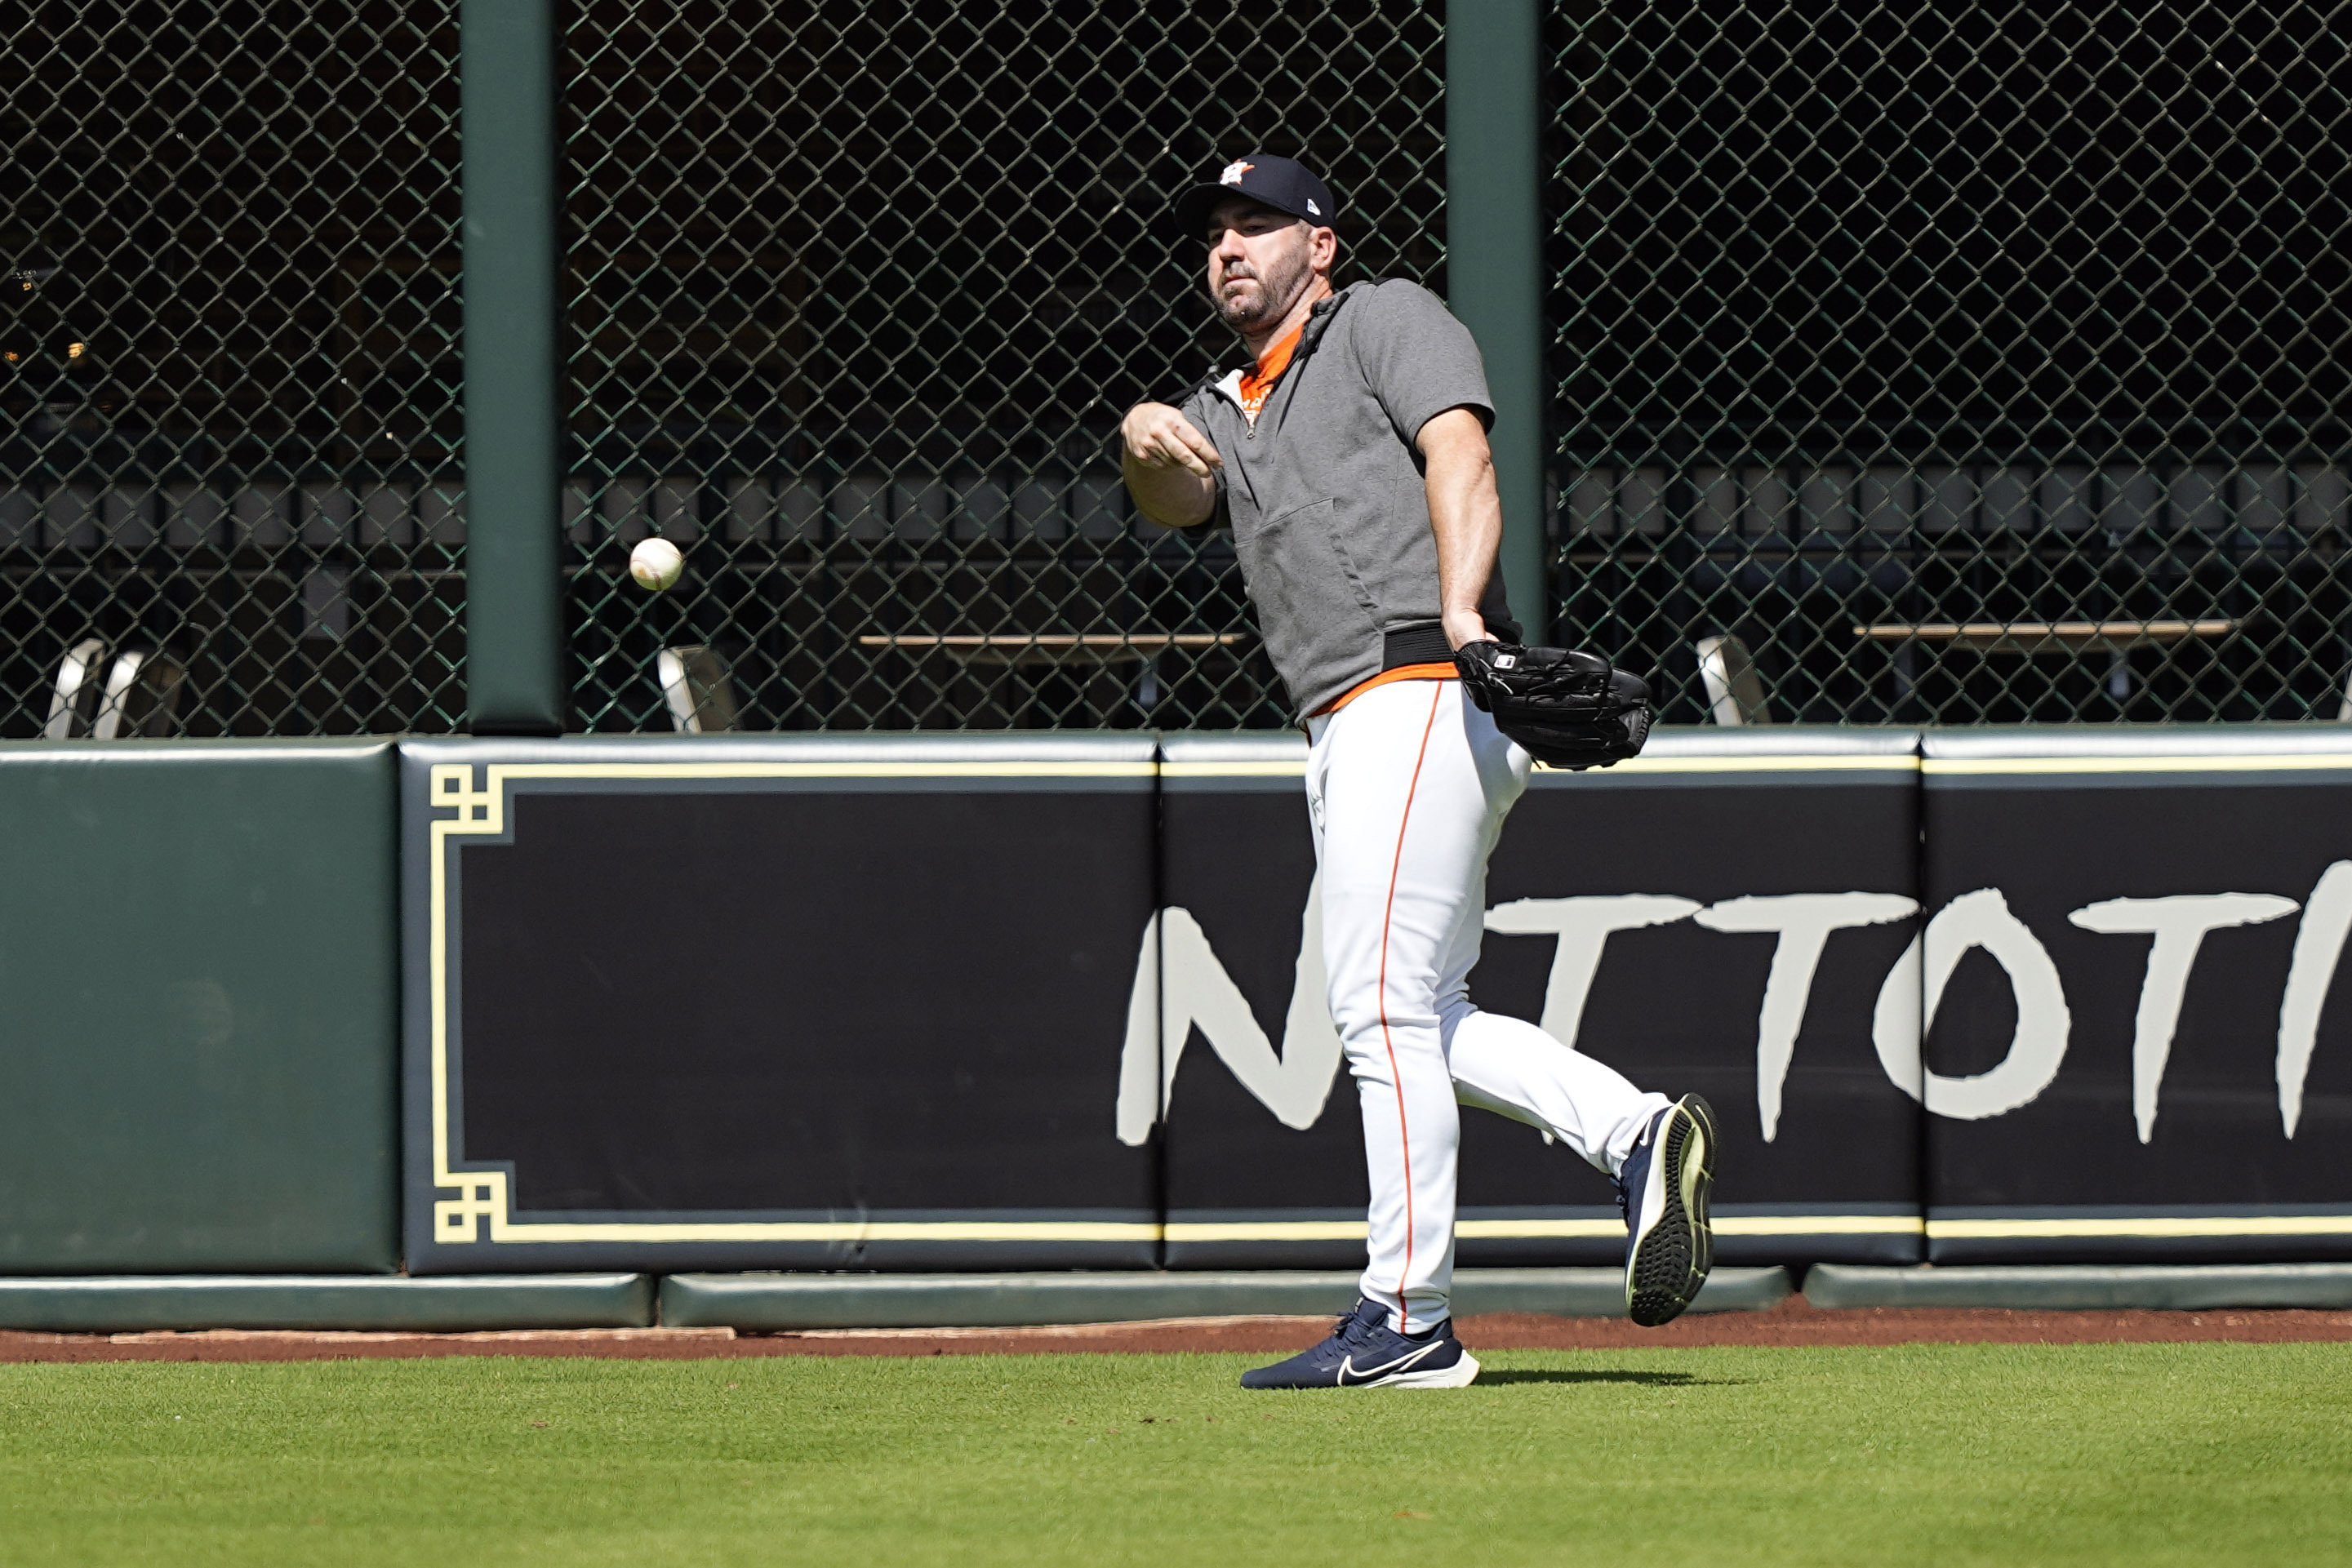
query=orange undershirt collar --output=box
[1237,322,1305,425]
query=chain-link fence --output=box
[8,4,2350,734]
[1551,0,2352,724]
[558,0,1445,731]
[2,2,466,737]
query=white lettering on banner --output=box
[1873,887,2072,1119]
[1114,873,1343,1146]
[2276,860,2352,1138]
[1482,895,1701,1049]
[2068,894,2299,1143]
[1114,877,2339,1140]
[1694,894,1919,1141]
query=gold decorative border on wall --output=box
[1164,1215,1927,1244]
[1926,1215,2352,1240]
[425,758,1159,1246]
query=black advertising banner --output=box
[401,725,2352,1276]
[1919,729,2352,1262]
[1153,734,1361,1268]
[1153,729,1926,1268]
[401,735,1159,1273]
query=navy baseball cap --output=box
[1176,153,1337,237]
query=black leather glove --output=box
[1452,640,1653,771]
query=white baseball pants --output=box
[1306,676,1670,1335]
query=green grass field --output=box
[0,1344,2345,1565]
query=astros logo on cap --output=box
[1219,160,1254,186]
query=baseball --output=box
[629,536,683,591]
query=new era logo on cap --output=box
[1177,153,1337,236]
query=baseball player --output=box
[1120,153,1716,1389]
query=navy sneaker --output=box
[1239,1297,1480,1389]
[1616,1094,1718,1327]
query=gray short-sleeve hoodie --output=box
[1176,278,1514,718]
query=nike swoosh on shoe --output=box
[1336,1341,1440,1385]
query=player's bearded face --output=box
[1207,215,1314,333]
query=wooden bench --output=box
[1852,619,2241,654]
[858,633,1248,668]
[1852,619,2243,703]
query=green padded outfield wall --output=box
[0,741,398,1272]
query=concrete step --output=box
[1804,1263,2352,1311]
[658,1266,1796,1330]
[0,1274,654,1333]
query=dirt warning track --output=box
[2,1298,2350,1362]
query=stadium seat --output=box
[1696,634,1772,726]
[42,638,109,739]
[658,644,739,734]
[92,649,186,740]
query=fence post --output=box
[460,0,563,734]
[1446,0,1549,640]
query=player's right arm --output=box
[1119,402,1220,528]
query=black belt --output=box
[1382,623,1455,669]
[1382,616,1521,671]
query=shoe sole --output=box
[1241,1349,1483,1391]
[1366,1350,1481,1389]
[1626,1095,1716,1328]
